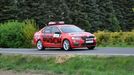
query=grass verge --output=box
[0,55,134,75]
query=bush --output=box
[0,20,37,48]
[94,31,134,47]
[22,20,38,47]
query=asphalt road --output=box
[0,47,134,56]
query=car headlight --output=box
[72,37,81,40]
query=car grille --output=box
[88,36,95,38]
[81,36,94,40]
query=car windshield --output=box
[60,26,83,33]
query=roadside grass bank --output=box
[0,55,134,75]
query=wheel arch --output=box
[36,39,45,47]
[62,38,72,48]
[36,39,41,44]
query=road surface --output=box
[0,47,134,56]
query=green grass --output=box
[0,55,134,75]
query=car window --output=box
[51,27,60,33]
[44,27,51,33]
[60,26,83,33]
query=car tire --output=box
[87,46,95,50]
[37,40,45,50]
[62,40,72,51]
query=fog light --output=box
[74,42,79,46]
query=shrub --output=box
[94,31,134,47]
[0,20,37,48]
[22,20,38,47]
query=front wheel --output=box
[87,46,95,50]
[62,40,72,51]
[37,40,45,50]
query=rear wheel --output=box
[87,46,95,50]
[37,40,45,50]
[62,40,71,51]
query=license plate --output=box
[86,38,93,43]
[86,41,93,43]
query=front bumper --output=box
[71,39,96,48]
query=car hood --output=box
[68,32,94,37]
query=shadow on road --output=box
[41,48,96,51]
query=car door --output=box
[51,27,62,47]
[43,27,53,47]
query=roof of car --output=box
[47,24,75,27]
[47,21,77,28]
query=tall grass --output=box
[94,30,134,47]
[0,55,134,75]
[0,20,38,48]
